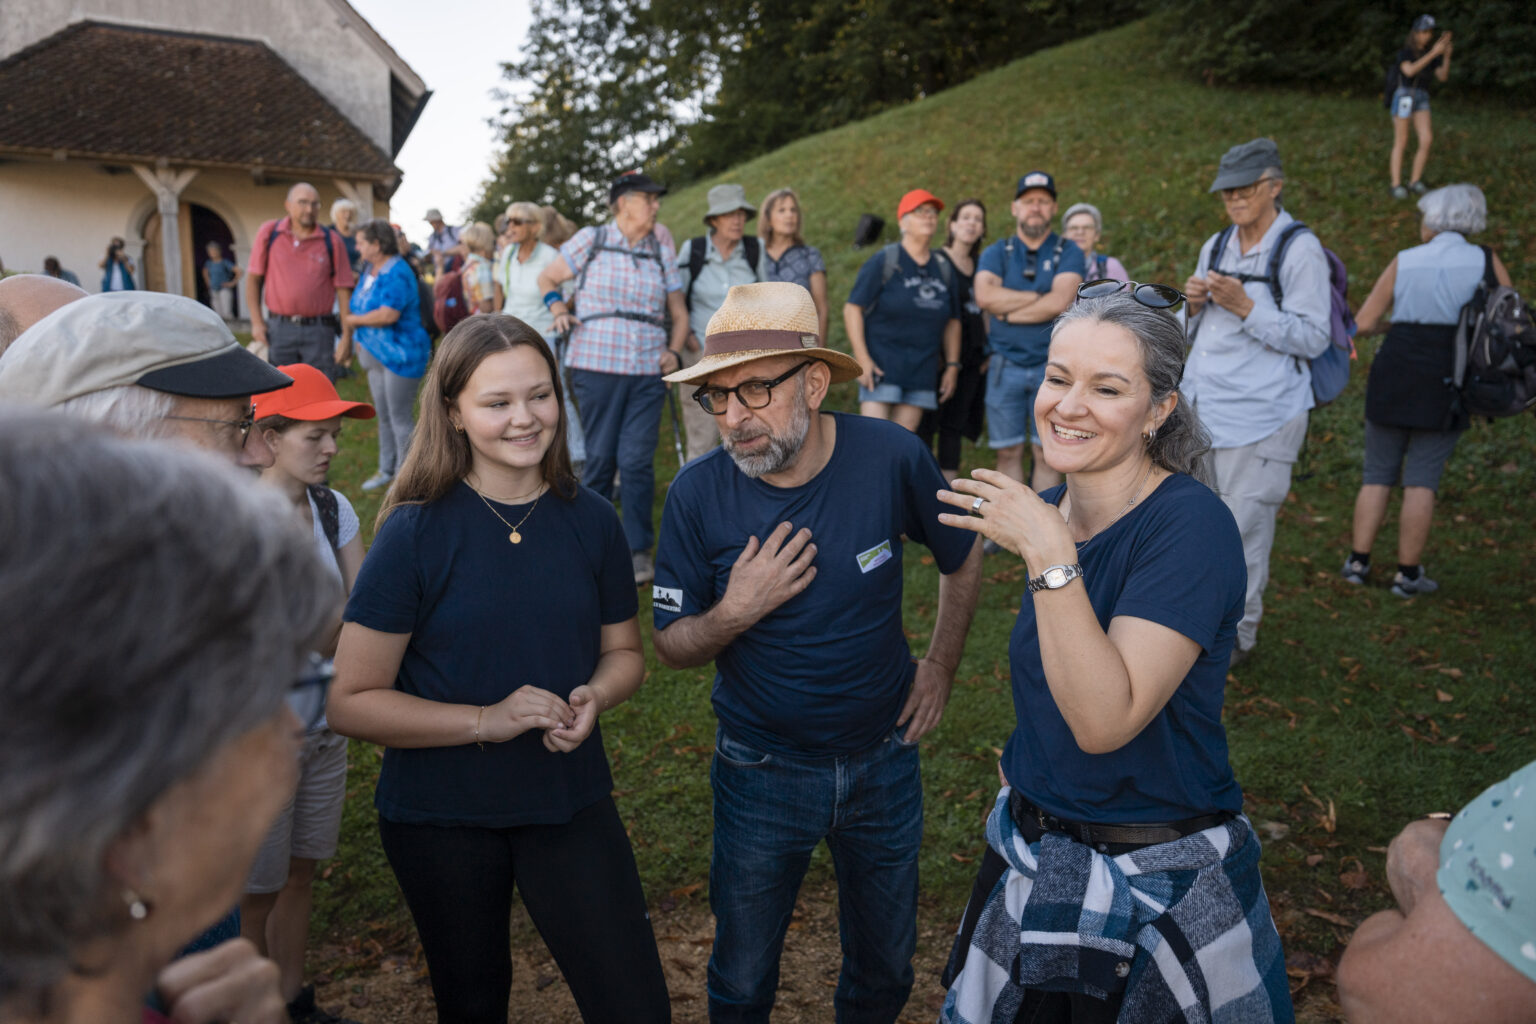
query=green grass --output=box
[309,15,1536,1014]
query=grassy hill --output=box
[314,17,1536,1020]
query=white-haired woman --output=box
[0,413,337,1024]
[330,198,361,271]
[1061,203,1128,284]
[935,286,1291,1022]
[1343,184,1510,598]
[460,222,498,315]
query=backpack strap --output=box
[931,248,954,292]
[863,243,903,319]
[1480,245,1497,290]
[308,484,341,554]
[1208,224,1237,276]
[260,219,337,294]
[1095,253,1108,278]
[685,235,707,306]
[1265,221,1311,309]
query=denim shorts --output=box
[859,379,937,411]
[984,356,1044,448]
[1390,87,1431,118]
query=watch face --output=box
[1044,567,1067,588]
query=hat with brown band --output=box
[663,282,862,387]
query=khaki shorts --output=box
[245,729,349,894]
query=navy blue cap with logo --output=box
[1015,171,1057,199]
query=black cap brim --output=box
[137,346,295,400]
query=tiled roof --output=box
[0,21,397,180]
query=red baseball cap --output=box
[897,189,945,220]
[254,363,375,421]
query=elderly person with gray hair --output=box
[1341,184,1511,599]
[0,411,337,1024]
[1061,203,1128,284]
[330,197,361,271]
[936,285,1291,1022]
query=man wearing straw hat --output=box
[652,281,983,1022]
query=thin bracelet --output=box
[474,705,485,750]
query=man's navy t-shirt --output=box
[652,412,975,757]
[1003,473,1247,823]
[846,246,962,391]
[344,483,637,827]
[977,231,1086,366]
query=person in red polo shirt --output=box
[247,183,358,381]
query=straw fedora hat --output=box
[663,282,862,387]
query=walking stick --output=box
[666,384,687,467]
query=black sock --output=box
[1398,563,1421,580]
[1350,551,1371,567]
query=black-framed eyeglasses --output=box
[162,408,256,445]
[693,360,811,416]
[287,654,333,736]
[1076,279,1187,310]
[1219,177,1277,201]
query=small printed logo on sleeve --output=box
[856,539,893,574]
[652,585,683,613]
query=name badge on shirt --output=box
[652,585,683,614]
[856,539,893,574]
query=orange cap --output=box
[254,363,375,421]
[897,189,944,220]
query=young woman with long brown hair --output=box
[329,315,670,1023]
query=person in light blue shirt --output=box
[1342,184,1512,599]
[676,184,765,463]
[1181,138,1331,666]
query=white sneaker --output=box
[1391,571,1439,598]
[632,550,655,587]
[360,472,393,492]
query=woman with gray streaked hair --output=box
[0,411,338,1024]
[1060,203,1128,284]
[933,288,1290,1021]
[1343,183,1511,599]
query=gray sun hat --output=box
[703,184,757,225]
[1208,138,1283,193]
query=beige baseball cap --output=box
[0,292,293,407]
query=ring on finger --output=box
[969,495,986,517]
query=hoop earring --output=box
[123,889,151,921]
[1144,426,1158,445]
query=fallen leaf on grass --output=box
[1339,859,1369,890]
[1305,908,1355,928]
[1306,854,1325,867]
[1436,689,1455,703]
[1285,950,1335,978]
[1476,742,1498,754]
[951,852,974,864]
[1259,821,1290,841]
[1438,667,1464,679]
[670,882,703,898]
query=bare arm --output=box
[843,302,882,390]
[809,270,830,343]
[541,255,582,335]
[344,305,400,327]
[653,521,817,669]
[899,538,983,741]
[1354,258,1398,335]
[1493,251,1512,287]
[667,289,690,360]
[329,622,573,748]
[245,271,266,343]
[1008,271,1082,325]
[1337,818,1536,1024]
[938,318,962,402]
[543,617,646,753]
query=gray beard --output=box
[724,392,811,479]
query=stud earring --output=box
[123,889,150,921]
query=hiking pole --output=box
[666,384,687,468]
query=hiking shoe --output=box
[360,471,393,491]
[1340,558,1370,585]
[632,550,655,587]
[1391,571,1439,598]
[1409,180,1429,195]
[286,985,360,1024]
[1229,643,1257,669]
[1390,185,1410,200]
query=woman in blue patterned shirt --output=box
[760,188,828,342]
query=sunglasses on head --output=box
[1076,279,1186,310]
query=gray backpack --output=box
[1454,247,1536,419]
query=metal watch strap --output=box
[1026,563,1084,593]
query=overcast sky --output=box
[349,0,531,234]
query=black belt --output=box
[1010,791,1231,852]
[271,314,339,326]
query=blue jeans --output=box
[708,726,923,1023]
[570,369,666,553]
[985,356,1045,448]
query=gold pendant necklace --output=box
[470,481,544,544]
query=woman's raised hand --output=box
[937,468,1075,570]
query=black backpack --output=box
[683,235,763,307]
[308,484,341,553]
[1454,247,1536,419]
[863,242,955,318]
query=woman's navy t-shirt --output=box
[344,482,637,827]
[1003,473,1247,824]
[847,246,961,391]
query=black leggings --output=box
[379,796,671,1023]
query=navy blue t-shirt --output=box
[1003,473,1247,823]
[652,413,976,757]
[344,482,638,827]
[977,232,1086,366]
[846,246,962,391]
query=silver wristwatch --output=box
[1026,563,1084,593]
